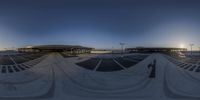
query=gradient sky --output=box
[0,0,200,50]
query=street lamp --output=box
[189,44,194,56]
[112,47,114,54]
[119,43,125,55]
[199,47,200,54]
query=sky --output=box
[0,0,200,50]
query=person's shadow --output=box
[148,59,156,78]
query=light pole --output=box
[189,44,194,56]
[71,48,73,55]
[199,47,200,55]
[112,47,114,54]
[119,43,125,55]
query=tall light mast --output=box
[119,43,125,55]
[189,44,194,56]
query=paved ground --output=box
[0,53,199,100]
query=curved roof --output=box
[22,45,93,50]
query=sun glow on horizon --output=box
[180,44,185,48]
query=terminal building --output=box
[18,45,93,54]
[126,47,187,53]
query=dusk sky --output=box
[0,0,200,50]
